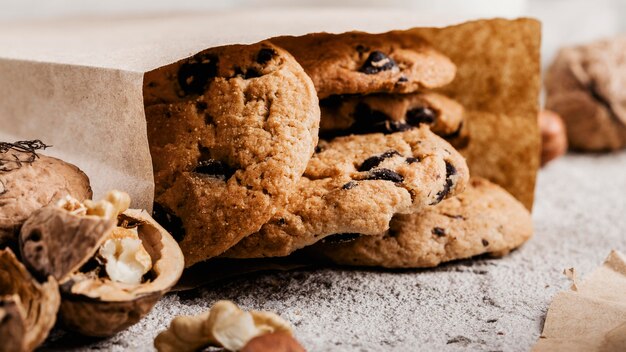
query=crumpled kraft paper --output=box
[533,250,626,352]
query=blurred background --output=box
[1,0,624,66]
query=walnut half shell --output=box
[18,192,185,337]
[0,248,60,352]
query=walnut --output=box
[545,38,626,151]
[241,332,306,352]
[154,300,294,352]
[98,227,152,285]
[0,248,60,352]
[539,110,568,166]
[19,191,184,337]
[0,151,91,248]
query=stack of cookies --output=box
[143,31,533,269]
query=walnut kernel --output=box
[154,300,293,352]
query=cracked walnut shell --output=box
[18,191,184,337]
[0,248,60,352]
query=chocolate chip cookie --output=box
[319,92,468,147]
[271,31,456,98]
[144,42,320,266]
[223,127,469,258]
[0,144,92,247]
[309,178,532,268]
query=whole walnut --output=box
[545,37,626,151]
[0,147,92,247]
[539,110,567,166]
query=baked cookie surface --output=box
[309,177,532,268]
[0,152,92,247]
[223,127,469,258]
[271,31,456,98]
[145,42,320,266]
[319,92,467,147]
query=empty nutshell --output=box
[539,110,568,166]
[0,147,92,248]
[0,248,60,352]
[18,190,185,337]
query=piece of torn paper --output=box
[533,250,626,352]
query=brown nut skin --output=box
[241,332,306,352]
[0,154,92,248]
[0,248,60,352]
[56,209,184,337]
[539,110,568,166]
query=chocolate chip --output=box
[443,213,465,220]
[355,44,368,54]
[256,48,276,64]
[406,107,437,127]
[152,203,185,242]
[432,227,446,237]
[358,150,401,171]
[277,218,286,225]
[323,233,361,244]
[193,159,236,180]
[482,239,489,246]
[341,181,357,190]
[320,102,411,139]
[398,76,408,82]
[359,51,397,74]
[244,68,261,79]
[178,54,218,95]
[351,104,413,135]
[365,168,404,183]
[406,157,420,164]
[195,101,208,112]
[433,161,457,204]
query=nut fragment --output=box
[19,191,184,337]
[0,248,60,352]
[98,227,152,285]
[154,300,293,352]
[539,110,568,166]
[241,332,306,352]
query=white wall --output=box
[1,0,623,67]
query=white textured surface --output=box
[42,151,626,351]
